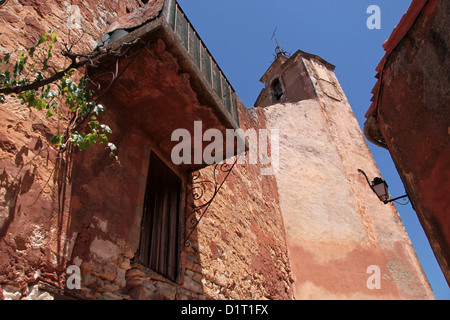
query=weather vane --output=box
[271,27,290,59]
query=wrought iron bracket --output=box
[184,155,241,247]
[383,194,409,204]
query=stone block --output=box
[183,277,203,295]
[155,281,177,300]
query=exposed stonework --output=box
[0,0,435,300]
[190,104,294,300]
[64,95,293,300]
[0,0,147,300]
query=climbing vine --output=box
[0,31,117,159]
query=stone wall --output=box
[0,0,294,300]
[64,96,293,300]
[189,102,294,300]
[0,0,149,300]
[0,0,436,301]
[376,0,450,285]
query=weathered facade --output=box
[254,50,433,299]
[364,0,449,286]
[0,0,434,300]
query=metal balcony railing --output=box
[163,0,240,127]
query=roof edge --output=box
[259,49,336,83]
[365,0,431,118]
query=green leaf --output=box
[18,90,37,107]
[65,68,76,77]
[78,136,94,151]
[69,132,99,151]
[93,104,104,115]
[46,109,54,118]
[13,53,27,77]
[69,132,83,145]
[100,124,112,134]
[52,32,57,43]
[46,44,53,58]
[37,35,47,45]
[99,134,108,144]
[50,134,62,145]
[28,46,36,57]
[42,86,58,99]
[89,120,99,130]
[3,52,11,64]
[35,99,46,111]
[108,143,117,152]
[42,57,49,71]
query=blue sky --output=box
[178,0,449,300]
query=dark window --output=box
[271,78,283,102]
[138,152,181,282]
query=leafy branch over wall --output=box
[0,30,117,159]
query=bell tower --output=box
[254,49,345,109]
[253,49,434,299]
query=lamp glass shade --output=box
[372,179,390,202]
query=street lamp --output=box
[371,177,390,203]
[358,169,408,204]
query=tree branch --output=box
[0,48,104,95]
[0,61,83,95]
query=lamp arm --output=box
[358,169,410,206]
[384,194,409,204]
[358,169,372,188]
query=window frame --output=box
[136,149,185,283]
[271,77,284,103]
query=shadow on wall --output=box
[0,127,75,295]
[64,103,206,300]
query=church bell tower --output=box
[253,48,433,299]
